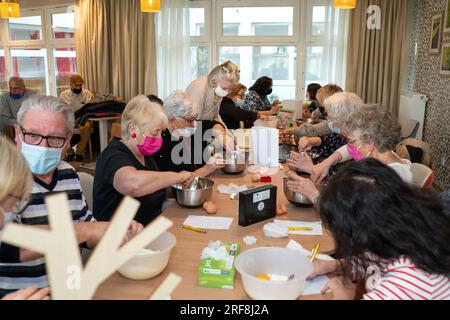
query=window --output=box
[188,0,348,100]
[0,6,77,96]
[8,16,43,41]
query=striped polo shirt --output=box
[0,161,93,297]
[353,255,450,300]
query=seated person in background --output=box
[220,84,272,130]
[0,96,142,297]
[240,76,280,114]
[154,91,229,175]
[281,84,343,143]
[289,92,363,177]
[308,159,450,300]
[93,95,194,226]
[287,104,412,204]
[59,75,95,162]
[301,83,322,120]
[0,77,36,133]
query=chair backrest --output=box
[410,163,434,189]
[395,138,432,167]
[78,171,94,211]
[110,122,122,143]
[401,119,420,139]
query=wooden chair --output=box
[110,122,122,143]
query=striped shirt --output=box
[0,162,93,297]
[353,255,450,300]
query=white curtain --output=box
[155,0,192,99]
[322,0,350,88]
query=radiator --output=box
[398,91,428,140]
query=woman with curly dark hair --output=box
[308,158,450,300]
[240,76,280,113]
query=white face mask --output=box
[215,86,229,98]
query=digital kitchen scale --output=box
[238,185,277,227]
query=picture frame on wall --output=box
[445,0,450,34]
[440,41,450,76]
[430,13,443,54]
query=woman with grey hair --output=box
[186,61,240,121]
[153,91,226,177]
[286,104,412,205]
[93,95,194,226]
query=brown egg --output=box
[276,204,288,216]
[252,173,261,183]
[203,201,217,215]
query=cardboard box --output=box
[198,242,240,289]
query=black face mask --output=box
[72,88,82,95]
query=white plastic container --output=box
[117,232,176,280]
[254,119,278,128]
[235,247,313,300]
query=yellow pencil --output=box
[310,243,320,262]
[181,225,207,233]
[288,227,314,231]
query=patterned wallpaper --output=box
[412,0,450,190]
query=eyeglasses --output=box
[179,113,199,123]
[19,126,68,148]
[7,194,30,215]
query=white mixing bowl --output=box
[117,232,176,281]
[235,247,313,300]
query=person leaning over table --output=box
[152,91,231,176]
[0,77,37,133]
[301,83,322,120]
[186,61,240,121]
[281,84,343,144]
[287,104,412,205]
[0,96,143,298]
[93,95,194,226]
[240,76,281,114]
[307,159,450,300]
[288,92,363,179]
[220,83,275,130]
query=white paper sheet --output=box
[183,215,234,230]
[303,276,329,296]
[273,219,323,236]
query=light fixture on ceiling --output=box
[334,0,356,9]
[141,0,160,13]
[0,0,20,18]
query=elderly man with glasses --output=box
[0,95,143,298]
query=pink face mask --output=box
[136,135,163,156]
[347,144,366,161]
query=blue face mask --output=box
[327,120,341,134]
[21,141,62,175]
[235,99,245,108]
[10,93,24,100]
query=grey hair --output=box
[323,92,364,127]
[343,104,402,152]
[17,95,75,133]
[207,61,240,87]
[163,90,197,119]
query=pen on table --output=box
[310,243,320,262]
[288,227,314,231]
[181,225,207,233]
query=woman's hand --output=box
[311,161,332,184]
[178,171,195,188]
[269,105,280,115]
[287,152,314,175]
[124,220,144,242]
[2,286,50,300]
[298,137,321,152]
[321,277,357,300]
[307,260,339,280]
[286,173,319,201]
[258,113,268,121]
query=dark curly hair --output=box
[307,83,322,101]
[319,158,450,278]
[249,76,273,98]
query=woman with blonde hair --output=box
[93,95,194,226]
[186,61,240,121]
[0,136,50,300]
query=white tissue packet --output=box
[243,236,257,246]
[263,223,289,239]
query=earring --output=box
[131,133,137,139]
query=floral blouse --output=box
[313,133,349,179]
[240,90,271,112]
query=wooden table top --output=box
[94,166,335,300]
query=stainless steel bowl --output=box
[283,178,324,208]
[221,151,248,175]
[172,177,214,208]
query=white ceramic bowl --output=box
[235,247,313,300]
[117,232,176,280]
